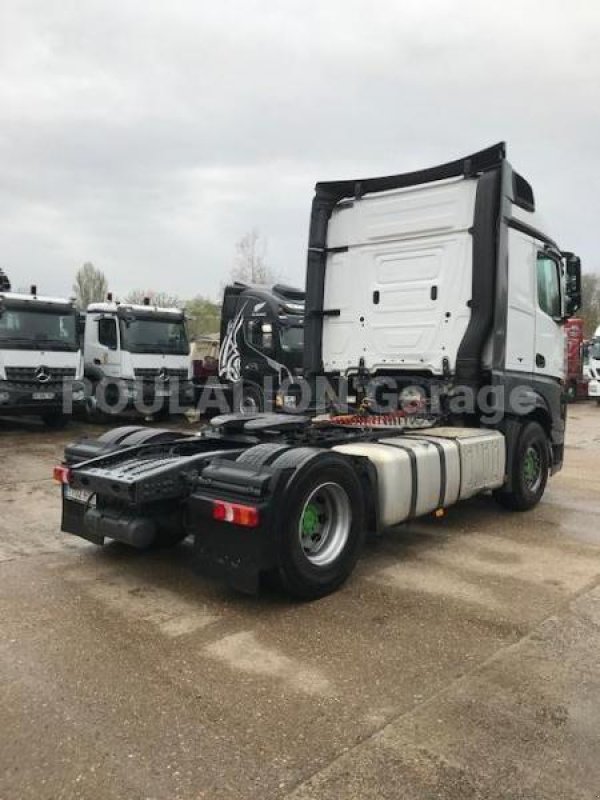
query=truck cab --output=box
[587,325,600,403]
[217,282,304,412]
[83,299,193,417]
[0,276,83,426]
[304,144,581,473]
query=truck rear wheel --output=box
[275,455,365,600]
[494,421,549,512]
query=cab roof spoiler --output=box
[312,142,534,213]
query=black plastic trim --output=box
[427,439,447,508]
[455,168,501,384]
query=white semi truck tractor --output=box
[56,143,582,599]
[0,271,84,427]
[82,297,194,419]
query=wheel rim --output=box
[298,482,351,567]
[523,444,543,493]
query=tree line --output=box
[72,229,278,339]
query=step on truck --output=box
[55,143,582,599]
[82,296,194,419]
[193,282,305,414]
[0,272,84,427]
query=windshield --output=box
[0,307,79,351]
[119,317,189,355]
[591,341,600,360]
[280,324,304,352]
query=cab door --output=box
[534,249,565,380]
[89,316,121,378]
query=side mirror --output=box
[563,252,582,317]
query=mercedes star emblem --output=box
[36,366,51,384]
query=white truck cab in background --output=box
[83,298,193,417]
[0,274,84,427]
[587,325,600,403]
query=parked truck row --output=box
[54,142,584,599]
[0,271,305,424]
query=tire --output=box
[239,384,264,415]
[274,454,366,600]
[494,421,549,512]
[42,411,68,429]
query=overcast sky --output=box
[1,0,598,301]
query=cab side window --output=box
[246,319,273,352]
[98,318,117,349]
[536,253,561,319]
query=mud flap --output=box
[61,498,104,545]
[188,495,276,594]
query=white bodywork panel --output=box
[506,228,536,374]
[322,177,477,376]
[333,427,504,528]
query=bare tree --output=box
[231,229,276,285]
[124,289,183,308]
[73,262,108,309]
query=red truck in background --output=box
[564,318,589,401]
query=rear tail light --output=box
[212,500,259,528]
[53,465,71,485]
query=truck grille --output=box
[134,368,189,381]
[4,366,76,389]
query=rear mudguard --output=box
[187,459,294,593]
[64,426,189,465]
[187,447,378,594]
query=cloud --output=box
[0,0,598,300]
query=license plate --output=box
[64,485,96,506]
[32,392,55,400]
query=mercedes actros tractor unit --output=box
[0,270,84,426]
[82,297,194,418]
[55,143,582,599]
